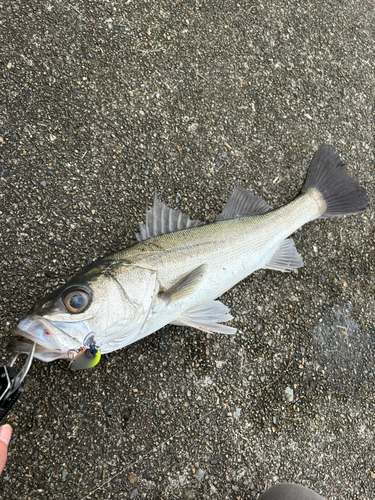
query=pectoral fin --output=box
[161,264,206,304]
[171,300,236,334]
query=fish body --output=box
[118,190,320,337]
[10,145,368,369]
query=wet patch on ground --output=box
[307,303,375,399]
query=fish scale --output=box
[121,192,321,340]
[124,190,320,291]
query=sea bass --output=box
[10,145,368,370]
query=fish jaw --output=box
[8,336,75,362]
[11,315,89,362]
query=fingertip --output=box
[0,424,12,445]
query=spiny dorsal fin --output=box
[161,264,206,304]
[136,193,202,242]
[216,187,273,220]
[171,300,236,334]
[264,238,304,272]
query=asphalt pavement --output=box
[1,1,374,499]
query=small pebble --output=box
[105,406,113,417]
[195,469,205,481]
[233,408,241,419]
[285,386,294,403]
[128,473,137,484]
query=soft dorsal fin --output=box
[171,300,236,335]
[161,264,206,304]
[216,187,273,220]
[263,238,304,272]
[136,193,202,242]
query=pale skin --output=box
[0,424,12,474]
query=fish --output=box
[9,145,368,370]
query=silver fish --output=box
[9,145,368,370]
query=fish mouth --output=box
[10,324,101,369]
[9,316,89,363]
[8,332,75,362]
[12,324,59,350]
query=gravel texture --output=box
[1,1,374,499]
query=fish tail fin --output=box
[301,145,368,218]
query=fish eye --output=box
[63,289,90,314]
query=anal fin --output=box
[171,300,236,335]
[264,238,303,272]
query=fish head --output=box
[10,261,158,370]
